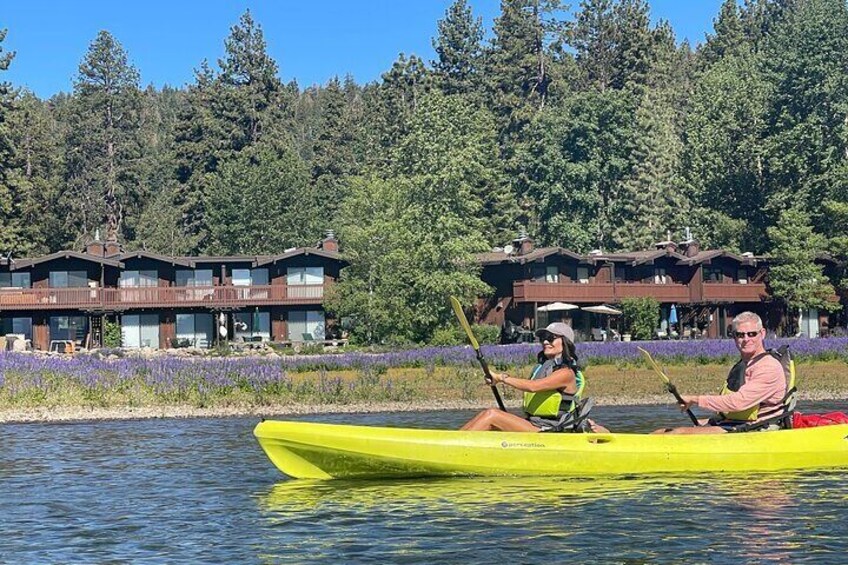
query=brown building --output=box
[475,234,825,340]
[0,234,347,351]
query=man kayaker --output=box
[655,311,787,434]
[461,322,604,432]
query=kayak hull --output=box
[253,419,848,480]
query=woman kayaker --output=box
[461,322,606,432]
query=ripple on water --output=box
[1,407,847,563]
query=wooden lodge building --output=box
[0,234,347,351]
[475,234,831,341]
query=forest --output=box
[1,0,847,343]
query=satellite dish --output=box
[503,244,514,255]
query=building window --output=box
[176,313,213,348]
[576,266,590,284]
[232,268,269,286]
[288,310,325,341]
[119,270,158,287]
[176,269,213,287]
[49,315,88,342]
[234,311,271,341]
[121,314,160,348]
[287,266,323,286]
[737,268,748,284]
[654,268,668,284]
[703,267,723,282]
[0,272,31,288]
[49,271,88,288]
[1,317,33,340]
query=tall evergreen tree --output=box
[171,10,300,252]
[0,28,24,254]
[432,0,485,96]
[698,0,748,67]
[62,30,146,245]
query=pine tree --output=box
[172,10,301,252]
[0,28,24,254]
[432,0,485,96]
[698,0,748,67]
[62,30,146,245]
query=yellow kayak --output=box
[253,419,848,480]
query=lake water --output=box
[2,402,847,563]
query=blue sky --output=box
[2,0,724,98]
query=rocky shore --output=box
[4,389,847,424]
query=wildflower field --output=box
[2,338,848,413]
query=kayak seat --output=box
[530,397,595,433]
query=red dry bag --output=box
[791,411,848,428]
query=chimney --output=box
[680,227,700,258]
[513,230,534,256]
[654,230,677,253]
[319,229,339,253]
[85,228,105,256]
[104,229,122,257]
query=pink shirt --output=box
[697,354,786,420]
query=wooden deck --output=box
[513,280,766,304]
[0,284,326,311]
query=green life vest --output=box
[523,358,584,418]
[719,348,794,422]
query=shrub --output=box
[429,323,500,346]
[103,320,122,348]
[620,297,660,340]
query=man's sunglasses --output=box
[733,330,761,338]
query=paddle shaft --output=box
[476,349,507,412]
[665,381,701,426]
[637,346,700,426]
[449,296,506,411]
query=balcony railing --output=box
[701,282,767,302]
[0,284,326,310]
[514,280,762,304]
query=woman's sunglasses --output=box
[537,332,561,343]
[733,330,761,338]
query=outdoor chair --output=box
[591,328,606,341]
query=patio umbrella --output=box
[581,305,622,315]
[537,302,580,312]
[582,304,623,339]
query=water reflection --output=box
[259,475,667,515]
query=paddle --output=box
[637,346,700,426]
[449,296,507,411]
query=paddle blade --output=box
[450,296,479,350]
[637,346,671,385]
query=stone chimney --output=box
[85,228,105,256]
[513,230,534,256]
[318,230,339,253]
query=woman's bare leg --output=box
[461,408,539,432]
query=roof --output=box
[478,247,583,266]
[676,250,763,267]
[118,250,194,267]
[10,250,124,270]
[254,247,347,267]
[479,246,767,267]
